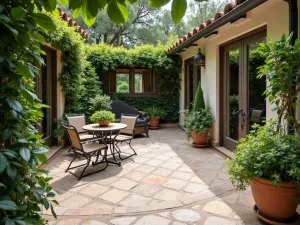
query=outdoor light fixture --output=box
[194,48,205,68]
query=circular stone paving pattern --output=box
[172,209,201,222]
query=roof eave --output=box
[167,0,268,56]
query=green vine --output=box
[45,12,101,115]
[0,2,58,224]
[86,44,182,123]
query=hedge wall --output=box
[86,44,182,123]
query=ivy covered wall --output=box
[86,44,182,123]
[45,12,101,116]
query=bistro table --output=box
[82,123,127,168]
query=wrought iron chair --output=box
[63,125,108,180]
[64,114,96,142]
[112,115,138,160]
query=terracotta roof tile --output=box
[206,18,214,26]
[167,0,246,53]
[57,8,88,39]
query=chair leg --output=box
[78,156,91,180]
[118,140,137,160]
[66,154,77,172]
[128,140,137,156]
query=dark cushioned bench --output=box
[112,100,149,138]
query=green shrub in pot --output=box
[91,111,115,126]
[145,106,166,128]
[227,123,300,190]
[183,107,214,140]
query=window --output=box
[116,69,130,93]
[109,67,156,95]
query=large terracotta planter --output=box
[251,177,298,221]
[97,120,111,127]
[148,117,160,128]
[191,130,208,146]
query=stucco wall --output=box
[178,0,289,146]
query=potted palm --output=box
[145,106,166,129]
[227,34,300,224]
[91,110,115,126]
[183,82,214,147]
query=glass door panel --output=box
[247,39,266,131]
[227,49,240,141]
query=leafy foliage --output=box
[57,0,208,26]
[45,11,101,115]
[87,43,182,123]
[257,33,300,134]
[183,108,214,138]
[193,82,205,111]
[91,111,115,122]
[227,123,300,191]
[90,95,112,112]
[0,1,58,224]
[144,106,167,119]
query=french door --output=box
[222,30,266,151]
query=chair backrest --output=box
[120,115,138,136]
[65,114,86,133]
[63,125,83,152]
[111,100,139,120]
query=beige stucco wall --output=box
[178,0,289,146]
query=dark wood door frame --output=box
[37,46,58,147]
[219,26,266,150]
[184,57,201,109]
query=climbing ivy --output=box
[86,43,182,123]
[45,11,101,115]
[0,2,58,224]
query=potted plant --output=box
[183,107,214,147]
[91,110,115,126]
[227,123,300,222]
[227,33,300,224]
[183,82,214,147]
[145,106,166,129]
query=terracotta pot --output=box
[148,117,160,127]
[191,130,208,145]
[251,177,299,221]
[97,120,111,126]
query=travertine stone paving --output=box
[43,128,299,224]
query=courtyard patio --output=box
[42,127,268,225]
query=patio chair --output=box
[111,100,149,137]
[64,114,96,142]
[63,125,108,180]
[112,115,138,160]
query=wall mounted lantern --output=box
[194,48,205,68]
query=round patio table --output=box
[82,123,127,168]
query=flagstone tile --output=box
[98,189,130,204]
[79,184,109,197]
[132,183,161,197]
[162,178,187,190]
[111,178,138,191]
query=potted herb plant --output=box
[145,106,166,129]
[183,82,214,147]
[91,110,115,126]
[183,108,214,147]
[227,34,300,223]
